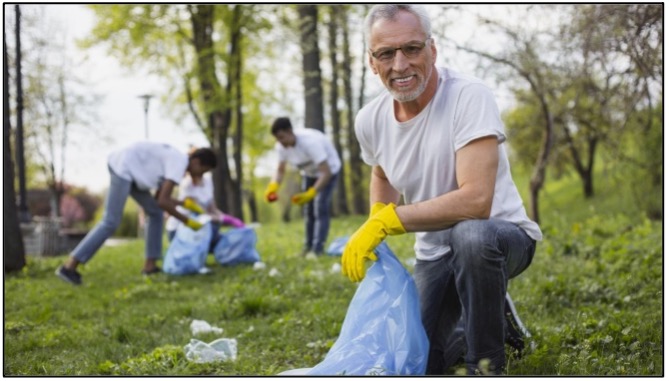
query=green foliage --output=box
[608,103,663,219]
[3,149,662,377]
[509,216,661,375]
[503,96,545,172]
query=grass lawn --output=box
[4,171,663,375]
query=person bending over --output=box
[56,142,217,285]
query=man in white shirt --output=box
[264,117,341,256]
[56,142,217,285]
[341,4,542,375]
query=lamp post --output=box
[138,94,153,140]
[136,94,153,238]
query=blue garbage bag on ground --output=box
[163,219,212,275]
[213,227,260,266]
[325,236,349,256]
[283,241,428,376]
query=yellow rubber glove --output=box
[183,197,205,214]
[291,187,317,205]
[369,202,386,217]
[185,218,204,231]
[342,203,406,282]
[264,181,280,203]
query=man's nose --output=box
[391,50,410,72]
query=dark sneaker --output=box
[504,293,532,358]
[55,265,82,285]
[141,267,162,275]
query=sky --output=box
[41,4,210,193]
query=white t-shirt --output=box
[276,128,342,177]
[108,142,188,191]
[165,174,215,232]
[355,67,542,261]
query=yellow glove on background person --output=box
[185,218,204,231]
[264,181,280,202]
[291,187,317,205]
[183,197,205,214]
[369,202,386,217]
[342,203,406,282]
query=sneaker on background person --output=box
[55,265,82,286]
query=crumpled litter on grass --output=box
[190,319,223,335]
[184,338,237,363]
[330,263,342,274]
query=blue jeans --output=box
[302,172,339,253]
[70,167,164,263]
[413,219,536,374]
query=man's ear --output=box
[369,53,378,75]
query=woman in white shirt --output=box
[165,171,244,248]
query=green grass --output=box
[4,172,662,376]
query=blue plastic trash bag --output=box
[284,242,428,376]
[213,227,261,266]
[163,219,212,275]
[326,236,349,256]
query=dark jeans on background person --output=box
[302,172,339,254]
[70,167,165,264]
[413,219,536,375]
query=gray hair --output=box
[364,4,432,46]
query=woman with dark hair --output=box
[166,147,244,247]
[55,142,217,285]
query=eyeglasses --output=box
[370,37,431,63]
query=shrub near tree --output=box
[65,186,103,228]
[25,184,102,228]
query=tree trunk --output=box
[529,96,554,225]
[230,4,244,219]
[244,189,258,223]
[298,4,325,131]
[56,74,70,217]
[189,5,242,216]
[346,6,367,215]
[573,138,596,198]
[561,120,596,198]
[14,5,29,223]
[583,136,596,197]
[328,5,348,216]
[4,27,26,272]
